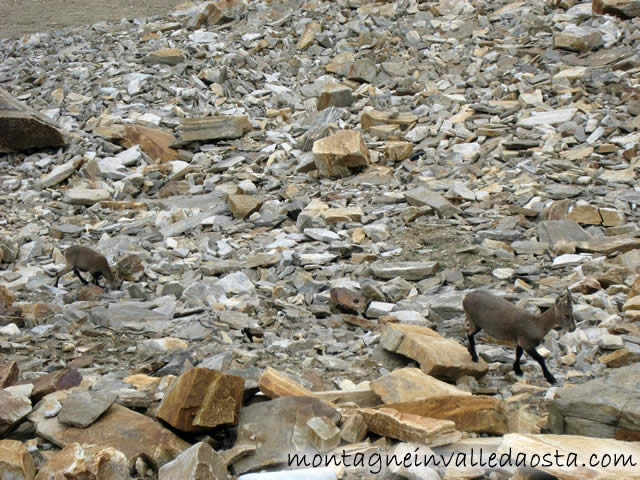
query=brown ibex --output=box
[55,246,121,290]
[463,289,575,384]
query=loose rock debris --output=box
[1,0,640,479]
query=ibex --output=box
[55,246,121,290]
[463,289,575,384]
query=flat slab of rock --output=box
[58,391,118,428]
[370,261,438,281]
[518,108,577,127]
[0,88,66,152]
[383,395,507,434]
[371,367,470,403]
[180,115,251,142]
[35,443,129,480]
[29,392,190,468]
[232,396,340,475]
[358,407,461,447]
[40,160,77,188]
[549,364,640,439]
[497,433,640,479]
[381,324,488,380]
[158,442,227,480]
[0,440,35,480]
[156,368,244,431]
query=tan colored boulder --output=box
[312,130,370,178]
[381,324,488,380]
[35,443,129,480]
[156,368,244,432]
[227,194,261,219]
[385,141,413,162]
[0,440,35,480]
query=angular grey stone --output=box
[58,391,118,428]
[405,187,460,218]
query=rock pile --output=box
[1,0,640,478]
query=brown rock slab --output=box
[382,395,507,435]
[227,194,261,219]
[358,408,461,447]
[497,434,640,480]
[58,391,118,428]
[156,368,244,432]
[0,88,66,153]
[158,442,227,480]
[34,443,129,480]
[0,440,35,480]
[259,367,317,400]
[29,392,190,468]
[312,129,370,178]
[0,361,18,388]
[180,115,251,142]
[381,324,488,380]
[122,125,177,163]
[593,0,640,18]
[232,396,340,475]
[371,367,470,404]
[330,287,367,314]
